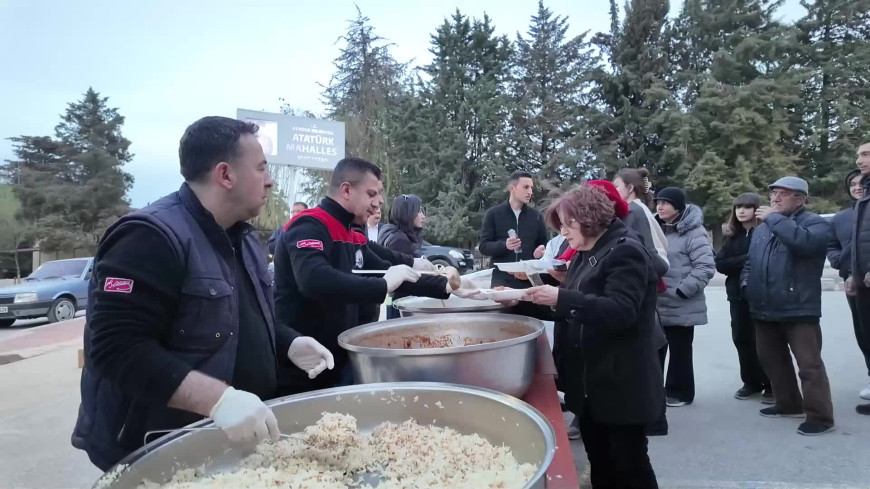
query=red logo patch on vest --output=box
[297,239,324,251]
[104,277,134,293]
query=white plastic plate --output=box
[477,288,525,301]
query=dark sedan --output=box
[420,241,476,274]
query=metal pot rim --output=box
[95,382,556,489]
[337,313,544,356]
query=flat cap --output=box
[768,176,809,196]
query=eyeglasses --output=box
[769,190,800,199]
[559,219,577,230]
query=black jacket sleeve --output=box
[715,237,748,277]
[385,232,417,257]
[827,212,847,275]
[536,212,549,249]
[282,219,389,303]
[275,323,301,359]
[87,223,193,405]
[479,208,507,257]
[362,243,449,299]
[368,240,414,266]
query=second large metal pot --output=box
[338,313,544,397]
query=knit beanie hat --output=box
[654,187,687,212]
[586,180,630,218]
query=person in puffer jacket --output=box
[654,187,716,407]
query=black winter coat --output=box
[378,224,422,258]
[478,201,548,289]
[851,176,870,280]
[828,205,855,280]
[716,228,753,301]
[378,224,424,303]
[555,219,665,425]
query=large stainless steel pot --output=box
[93,383,556,489]
[392,294,508,316]
[338,313,544,397]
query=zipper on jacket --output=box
[515,207,521,262]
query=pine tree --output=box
[796,0,870,211]
[664,0,802,227]
[2,88,133,252]
[322,7,408,197]
[589,0,675,182]
[508,1,599,192]
[394,10,513,247]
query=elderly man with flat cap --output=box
[741,176,835,436]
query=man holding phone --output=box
[478,171,548,290]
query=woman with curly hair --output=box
[524,185,664,489]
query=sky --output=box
[0,0,805,208]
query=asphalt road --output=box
[0,289,867,489]
[0,313,84,343]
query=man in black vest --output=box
[72,117,333,470]
[479,170,548,289]
[274,157,453,393]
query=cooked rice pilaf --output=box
[139,412,537,489]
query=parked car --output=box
[420,241,476,274]
[0,257,93,327]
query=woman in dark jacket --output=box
[715,192,772,402]
[827,169,870,398]
[378,194,426,319]
[524,186,663,489]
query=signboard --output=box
[236,109,345,170]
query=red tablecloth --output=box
[521,335,580,489]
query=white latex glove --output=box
[413,257,436,272]
[383,264,420,293]
[288,336,335,379]
[210,387,279,444]
[452,287,486,300]
[451,277,484,299]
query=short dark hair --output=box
[329,157,382,191]
[179,116,260,182]
[389,194,423,235]
[291,201,309,209]
[509,171,533,186]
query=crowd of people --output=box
[472,146,870,486]
[69,115,870,489]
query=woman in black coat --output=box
[524,186,664,489]
[715,192,771,402]
[378,194,426,319]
